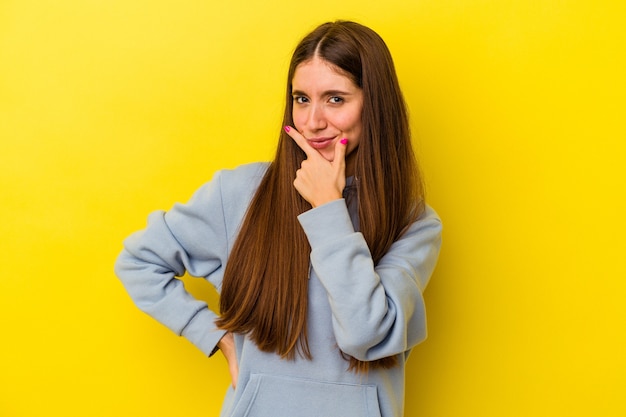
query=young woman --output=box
[115,20,442,417]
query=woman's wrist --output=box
[311,191,343,208]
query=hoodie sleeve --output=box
[114,171,231,357]
[297,200,442,361]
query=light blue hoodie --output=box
[115,162,442,417]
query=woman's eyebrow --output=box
[291,89,352,97]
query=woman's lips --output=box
[307,137,335,149]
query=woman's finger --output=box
[284,126,317,159]
[333,137,348,172]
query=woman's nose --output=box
[306,104,327,131]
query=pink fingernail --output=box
[284,126,291,133]
[340,138,348,145]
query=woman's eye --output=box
[329,96,344,104]
[294,96,308,104]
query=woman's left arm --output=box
[297,200,442,361]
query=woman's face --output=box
[291,56,363,166]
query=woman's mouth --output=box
[307,137,335,149]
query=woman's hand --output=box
[284,126,348,208]
[218,332,239,389]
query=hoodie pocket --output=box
[229,373,382,417]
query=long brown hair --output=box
[216,21,424,373]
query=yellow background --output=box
[1,0,624,416]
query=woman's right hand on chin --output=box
[284,126,347,208]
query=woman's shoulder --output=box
[420,204,442,224]
[210,161,269,190]
[207,162,269,206]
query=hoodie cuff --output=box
[180,308,226,357]
[297,199,355,249]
